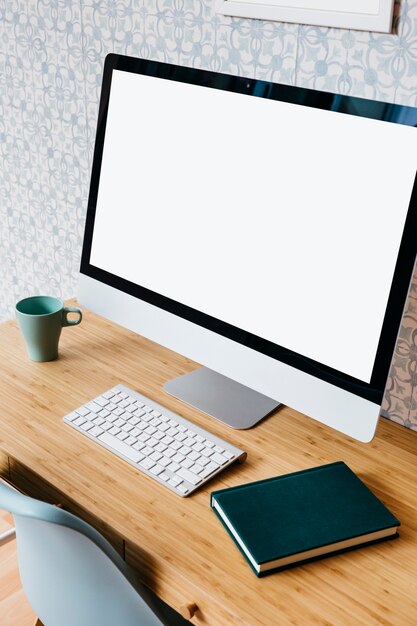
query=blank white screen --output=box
[90,70,417,383]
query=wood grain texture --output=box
[1,301,417,625]
[0,451,9,481]
[0,508,36,626]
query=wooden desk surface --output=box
[1,303,417,625]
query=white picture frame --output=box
[215,0,395,33]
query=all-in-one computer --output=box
[72,54,417,484]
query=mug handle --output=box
[62,307,83,327]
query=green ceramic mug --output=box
[16,296,82,362]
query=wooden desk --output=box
[1,303,417,625]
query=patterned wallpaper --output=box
[1,0,417,430]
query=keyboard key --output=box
[159,472,170,482]
[177,467,202,486]
[189,463,205,474]
[200,461,219,478]
[98,432,145,463]
[73,416,86,427]
[117,432,129,441]
[102,390,115,399]
[125,436,137,446]
[181,458,194,469]
[177,484,189,494]
[188,451,200,462]
[80,420,94,431]
[211,452,229,466]
[139,458,155,471]
[89,426,104,438]
[109,426,120,436]
[85,402,102,413]
[95,397,110,407]
[169,476,182,486]
[75,406,90,417]
[150,464,164,476]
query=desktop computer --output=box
[77,53,417,448]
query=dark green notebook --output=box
[211,462,400,576]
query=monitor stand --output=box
[164,367,280,429]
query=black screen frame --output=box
[81,53,417,405]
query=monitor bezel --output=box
[80,53,417,406]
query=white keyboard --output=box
[63,384,247,497]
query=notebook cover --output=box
[211,462,400,576]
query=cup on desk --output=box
[16,296,82,362]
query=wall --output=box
[1,0,417,430]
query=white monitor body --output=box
[79,276,381,441]
[79,55,417,444]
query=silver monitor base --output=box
[164,367,280,429]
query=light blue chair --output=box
[0,480,190,626]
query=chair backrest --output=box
[0,481,163,626]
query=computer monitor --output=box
[79,53,417,443]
